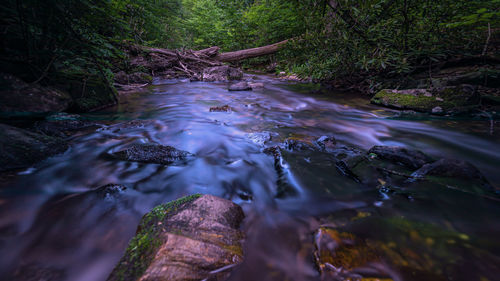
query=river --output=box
[1,75,499,280]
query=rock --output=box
[431,106,443,114]
[248,82,265,89]
[316,136,336,152]
[368,146,434,170]
[209,105,232,112]
[0,123,68,172]
[331,146,365,182]
[202,66,243,82]
[314,227,382,280]
[228,81,252,91]
[114,71,153,85]
[371,85,480,115]
[263,146,297,198]
[110,143,193,165]
[107,194,244,281]
[0,73,72,116]
[412,158,489,183]
[284,138,314,151]
[33,113,99,137]
[52,71,118,113]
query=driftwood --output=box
[129,40,289,80]
[215,39,289,62]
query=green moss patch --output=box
[109,194,202,281]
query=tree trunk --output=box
[215,39,289,62]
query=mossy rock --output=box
[371,85,480,115]
[108,194,245,281]
[51,71,118,113]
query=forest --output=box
[0,1,499,281]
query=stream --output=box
[1,75,499,281]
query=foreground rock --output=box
[228,82,252,91]
[0,73,72,116]
[108,194,245,281]
[368,146,433,170]
[110,143,193,165]
[202,66,243,82]
[371,85,480,115]
[0,123,68,172]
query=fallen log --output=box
[216,39,289,62]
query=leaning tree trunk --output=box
[215,39,289,62]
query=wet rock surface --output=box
[202,66,243,82]
[210,105,232,112]
[368,146,434,170]
[0,123,68,172]
[228,81,252,91]
[110,143,193,165]
[108,194,245,281]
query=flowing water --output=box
[1,75,499,281]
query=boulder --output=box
[248,82,265,89]
[368,146,433,170]
[0,73,72,116]
[371,85,480,115]
[0,123,68,172]
[107,194,245,281]
[109,143,193,165]
[202,66,243,82]
[228,82,252,91]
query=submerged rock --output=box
[368,146,433,170]
[228,81,252,91]
[263,146,298,198]
[209,105,232,112]
[0,73,72,116]
[107,194,245,281]
[316,135,337,152]
[314,227,384,280]
[202,66,243,82]
[110,143,193,165]
[371,85,480,115]
[412,158,490,184]
[0,123,68,172]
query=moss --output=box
[110,194,202,281]
[51,71,118,112]
[371,88,479,114]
